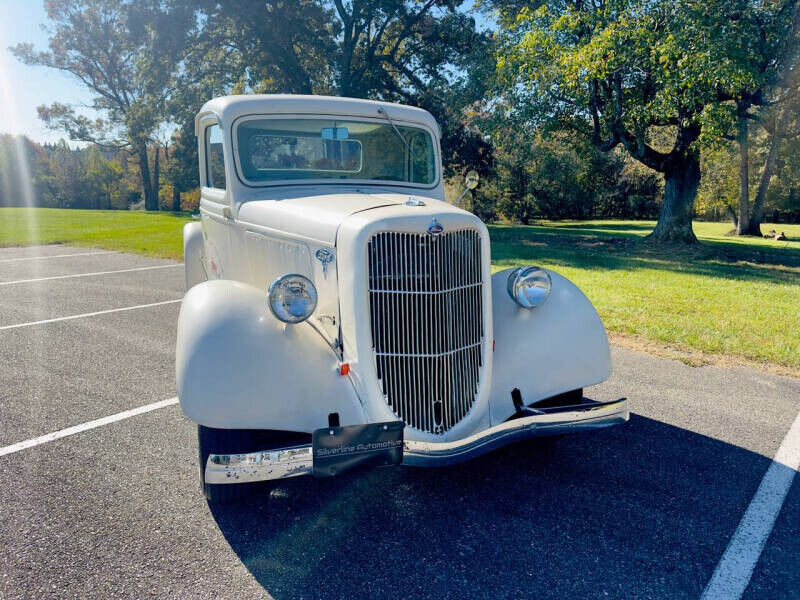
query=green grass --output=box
[2,208,798,372]
[0,207,191,259]
[490,220,800,372]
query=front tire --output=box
[197,425,263,504]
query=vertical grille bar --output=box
[368,229,484,434]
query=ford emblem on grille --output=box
[427,219,444,235]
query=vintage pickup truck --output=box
[176,95,628,503]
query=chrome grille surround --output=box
[367,229,484,434]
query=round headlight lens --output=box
[507,266,551,309]
[268,274,318,323]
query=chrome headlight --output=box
[506,266,551,309]
[268,274,318,323]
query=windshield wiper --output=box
[377,106,410,180]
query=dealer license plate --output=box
[312,421,404,477]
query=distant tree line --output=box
[0,134,197,210]
[6,0,800,238]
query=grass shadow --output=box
[536,221,658,232]
[488,225,800,286]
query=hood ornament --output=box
[315,247,335,278]
[427,218,444,236]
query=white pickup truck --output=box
[176,94,628,503]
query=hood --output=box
[235,191,432,245]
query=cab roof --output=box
[195,94,441,138]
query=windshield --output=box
[235,118,437,185]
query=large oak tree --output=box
[179,0,492,176]
[494,0,798,242]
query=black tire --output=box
[197,425,264,504]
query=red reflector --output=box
[340,363,350,376]
[492,340,496,352]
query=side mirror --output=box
[455,170,480,205]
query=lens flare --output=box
[0,34,40,252]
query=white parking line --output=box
[0,264,181,286]
[701,409,800,600]
[0,397,179,457]
[0,250,116,263]
[0,299,182,331]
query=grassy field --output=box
[491,220,800,373]
[2,208,798,373]
[0,207,189,259]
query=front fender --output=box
[489,268,611,424]
[176,279,366,430]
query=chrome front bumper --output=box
[204,397,629,484]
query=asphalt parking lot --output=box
[0,245,798,600]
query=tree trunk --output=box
[745,103,791,236]
[164,141,180,211]
[333,3,355,96]
[746,142,778,235]
[136,142,156,211]
[152,145,160,211]
[339,52,353,96]
[726,204,738,228]
[648,153,700,243]
[736,109,751,234]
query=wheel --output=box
[197,425,263,504]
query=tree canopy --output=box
[8,0,800,236]
[180,1,493,175]
[493,0,799,241]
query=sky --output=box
[0,1,494,146]
[0,0,96,145]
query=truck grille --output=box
[367,229,484,434]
